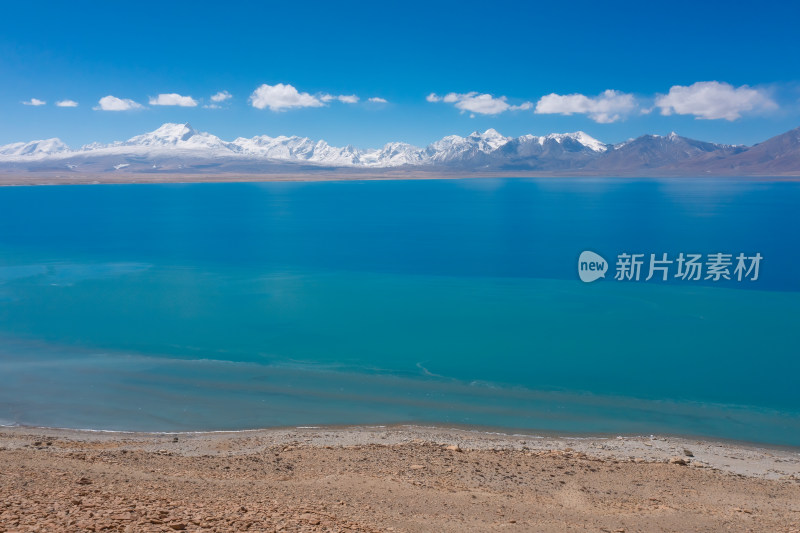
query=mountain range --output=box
[1,123,798,178]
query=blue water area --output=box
[0,178,798,446]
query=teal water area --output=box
[0,179,798,445]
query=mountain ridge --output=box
[1,123,798,176]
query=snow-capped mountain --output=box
[0,123,603,169]
[0,123,797,176]
[0,138,70,157]
[362,142,427,167]
[230,135,372,166]
[123,123,233,151]
[80,123,234,153]
[425,129,511,164]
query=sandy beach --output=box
[1,425,798,532]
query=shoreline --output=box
[3,424,799,480]
[6,416,800,455]
[2,425,799,532]
[2,172,800,187]
[6,420,800,451]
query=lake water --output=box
[0,178,798,446]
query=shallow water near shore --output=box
[0,178,798,446]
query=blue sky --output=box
[1,0,799,148]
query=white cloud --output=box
[148,93,198,107]
[534,89,636,123]
[210,90,232,103]
[655,81,777,120]
[55,100,79,107]
[320,93,359,104]
[430,92,533,115]
[249,83,324,111]
[534,89,636,124]
[22,98,46,106]
[368,97,388,103]
[94,95,144,111]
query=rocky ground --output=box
[1,426,799,532]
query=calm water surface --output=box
[0,178,798,446]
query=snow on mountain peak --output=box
[431,128,510,158]
[126,123,198,146]
[0,124,616,167]
[569,131,607,152]
[120,123,235,153]
[540,131,607,152]
[0,138,70,157]
[480,128,510,150]
[480,128,505,140]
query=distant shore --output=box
[1,171,800,187]
[2,425,798,531]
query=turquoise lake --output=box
[0,178,798,446]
